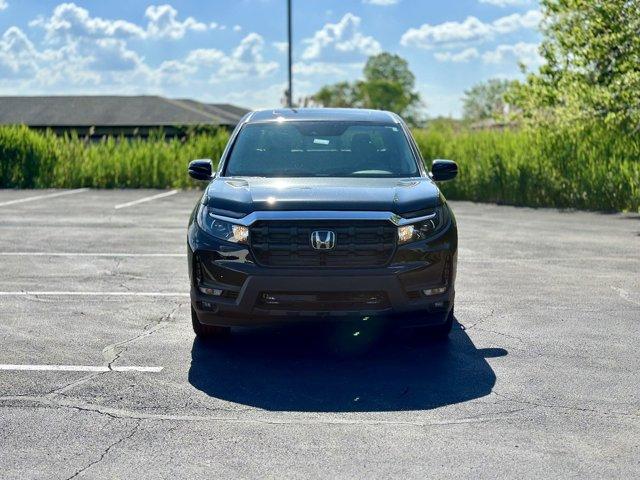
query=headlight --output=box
[197,206,249,244]
[397,206,449,245]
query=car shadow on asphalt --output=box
[188,318,507,412]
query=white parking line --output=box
[114,190,179,209]
[0,252,184,257]
[0,291,189,297]
[0,188,89,207]
[0,364,163,373]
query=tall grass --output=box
[413,122,639,212]
[0,123,638,211]
[0,126,229,189]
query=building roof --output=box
[247,108,400,124]
[0,95,249,127]
[176,99,246,125]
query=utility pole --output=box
[287,0,293,108]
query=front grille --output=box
[257,291,391,311]
[250,220,396,267]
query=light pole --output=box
[287,0,293,108]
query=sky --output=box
[0,0,543,118]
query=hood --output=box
[205,177,442,216]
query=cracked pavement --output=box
[0,189,638,479]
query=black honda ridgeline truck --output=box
[187,108,458,340]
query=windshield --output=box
[223,121,420,178]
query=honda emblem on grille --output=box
[311,230,336,250]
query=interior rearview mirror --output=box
[188,159,214,181]
[431,159,458,182]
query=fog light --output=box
[199,286,223,296]
[422,286,447,296]
[261,293,278,305]
[201,301,219,312]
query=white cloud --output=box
[400,9,542,49]
[434,48,479,63]
[33,60,100,87]
[482,41,542,66]
[170,33,279,83]
[216,32,278,79]
[89,38,142,71]
[272,41,288,53]
[492,10,541,33]
[32,3,210,42]
[233,25,242,32]
[0,26,104,86]
[302,13,381,61]
[3,3,239,90]
[154,59,197,84]
[0,24,148,90]
[1,10,279,90]
[0,1,8,11]
[293,61,362,76]
[0,27,41,77]
[33,3,145,41]
[362,0,400,5]
[185,48,225,66]
[0,4,287,99]
[479,0,531,6]
[221,82,288,109]
[145,4,207,39]
[219,79,313,109]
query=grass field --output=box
[1,123,638,212]
[415,122,640,212]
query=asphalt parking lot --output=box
[0,188,638,479]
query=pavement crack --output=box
[112,258,122,278]
[102,301,184,370]
[65,419,141,479]
[1,396,532,427]
[48,371,106,396]
[462,308,495,330]
[473,327,526,344]
[490,390,640,418]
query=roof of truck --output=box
[246,108,401,124]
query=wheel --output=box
[191,306,230,339]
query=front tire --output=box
[191,306,230,339]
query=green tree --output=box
[462,79,517,121]
[310,52,422,123]
[510,0,640,128]
[355,79,420,117]
[363,52,416,91]
[311,82,358,108]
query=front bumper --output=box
[188,214,457,327]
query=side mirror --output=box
[188,159,214,181]
[431,159,458,182]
